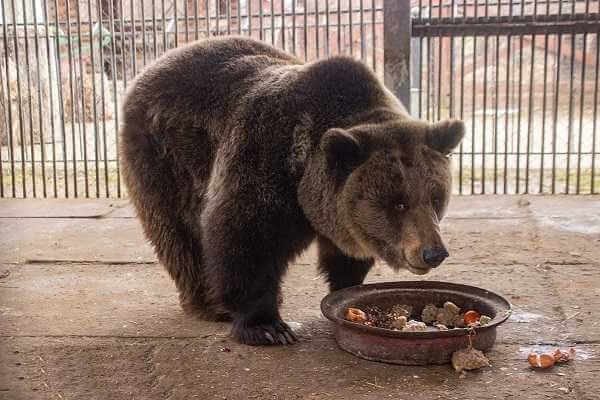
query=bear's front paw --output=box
[232,319,298,346]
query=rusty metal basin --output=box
[321,281,512,365]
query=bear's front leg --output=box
[201,200,299,346]
[230,284,298,346]
[318,235,374,292]
[217,257,298,345]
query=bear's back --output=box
[122,37,301,129]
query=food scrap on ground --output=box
[451,347,490,372]
[528,348,576,369]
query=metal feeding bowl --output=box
[321,281,512,365]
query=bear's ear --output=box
[320,128,364,171]
[425,119,465,155]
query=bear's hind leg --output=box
[317,236,374,292]
[180,291,232,322]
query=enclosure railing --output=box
[0,0,598,198]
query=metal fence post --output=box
[384,0,411,114]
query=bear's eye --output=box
[396,203,408,212]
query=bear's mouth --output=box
[406,264,432,275]
[402,249,433,276]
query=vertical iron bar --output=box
[98,0,110,196]
[45,0,57,197]
[337,0,341,54]
[131,0,137,76]
[260,0,264,41]
[0,66,4,196]
[504,34,511,194]
[120,0,130,197]
[1,0,16,197]
[360,0,364,62]
[417,32,422,119]
[226,0,231,36]
[141,0,147,66]
[76,0,89,197]
[292,0,296,53]
[152,0,158,59]
[185,0,190,41]
[437,35,442,121]
[175,0,180,46]
[349,0,353,57]
[303,0,307,60]
[162,0,167,50]
[570,0,575,17]
[493,33,499,193]
[384,0,411,114]
[31,0,46,196]
[449,29,454,119]
[471,33,476,194]
[117,0,125,97]
[194,0,199,40]
[281,0,285,49]
[482,33,488,194]
[539,31,549,193]
[565,31,576,193]
[271,0,275,45]
[525,32,535,193]
[471,0,478,194]
[591,27,599,194]
[372,0,376,71]
[315,0,319,58]
[65,0,79,197]
[551,34,562,194]
[515,34,523,194]
[248,0,252,38]
[88,0,100,197]
[54,0,69,197]
[418,31,422,119]
[238,0,242,35]
[108,0,121,197]
[449,2,455,173]
[10,0,28,197]
[426,28,430,120]
[22,0,37,197]
[215,0,220,36]
[576,32,587,194]
[325,0,330,57]
[206,0,210,38]
[459,26,465,195]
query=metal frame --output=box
[0,0,598,197]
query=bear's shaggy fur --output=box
[120,37,464,345]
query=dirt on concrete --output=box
[0,196,599,400]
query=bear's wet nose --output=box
[422,247,449,267]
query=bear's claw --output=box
[233,320,298,346]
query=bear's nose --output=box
[422,247,449,267]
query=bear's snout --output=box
[422,246,449,268]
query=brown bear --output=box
[120,36,464,346]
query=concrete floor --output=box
[0,195,599,400]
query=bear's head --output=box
[299,117,464,275]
